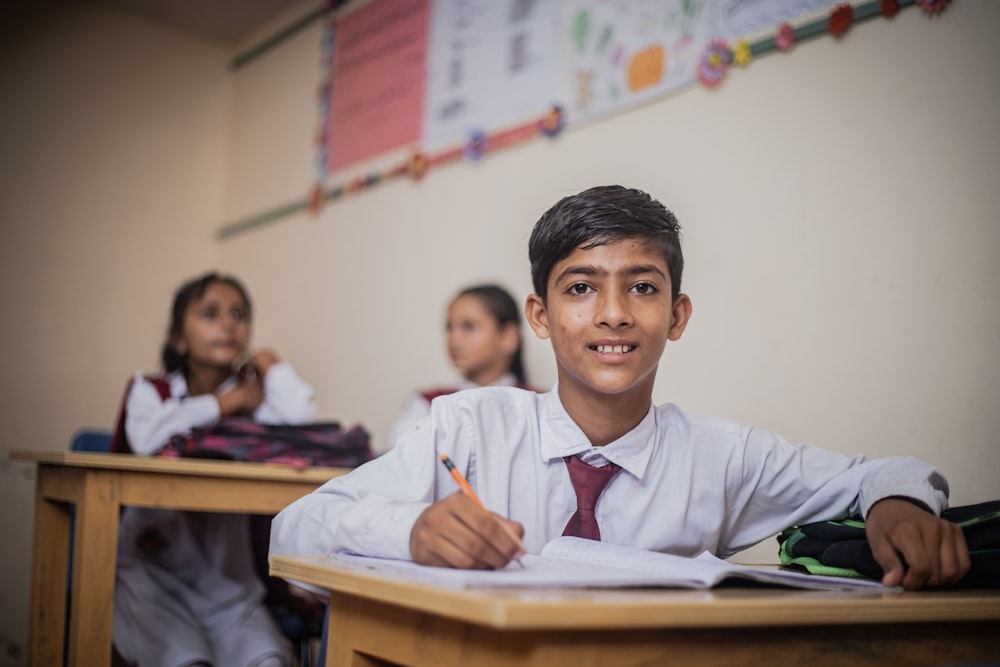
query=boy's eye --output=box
[631,282,658,295]
[230,309,245,322]
[200,306,219,320]
[568,283,592,295]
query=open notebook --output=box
[330,536,886,591]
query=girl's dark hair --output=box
[161,272,252,374]
[529,185,683,301]
[457,284,527,385]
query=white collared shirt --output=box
[124,362,316,455]
[271,384,948,562]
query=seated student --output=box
[386,283,535,452]
[112,271,315,667]
[270,185,969,590]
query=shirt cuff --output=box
[860,470,949,518]
[186,394,222,429]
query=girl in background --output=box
[387,284,534,452]
[112,272,315,667]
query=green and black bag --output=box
[777,500,1000,588]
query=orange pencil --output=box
[439,453,525,568]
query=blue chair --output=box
[71,429,114,453]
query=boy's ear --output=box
[667,293,693,341]
[524,294,550,340]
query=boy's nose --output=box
[596,290,633,328]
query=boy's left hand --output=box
[865,497,970,589]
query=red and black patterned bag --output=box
[161,417,374,469]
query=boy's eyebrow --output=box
[554,263,667,284]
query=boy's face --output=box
[525,238,691,409]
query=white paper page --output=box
[329,540,886,591]
[542,538,885,591]
[329,550,692,589]
[540,537,723,586]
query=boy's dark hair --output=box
[529,185,683,302]
[457,284,527,384]
[162,272,252,374]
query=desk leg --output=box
[27,484,71,667]
[66,469,121,667]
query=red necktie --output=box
[562,455,621,541]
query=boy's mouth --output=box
[591,344,636,354]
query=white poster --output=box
[422,0,561,151]
[709,0,844,40]
[560,0,714,125]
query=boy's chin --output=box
[564,371,655,400]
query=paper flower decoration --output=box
[775,23,795,51]
[540,105,566,137]
[916,0,949,14]
[881,0,901,18]
[732,40,752,67]
[696,39,731,88]
[829,4,854,38]
[406,152,428,180]
[464,129,489,161]
[345,176,367,194]
[307,183,324,216]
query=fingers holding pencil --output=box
[407,454,526,569]
[439,454,526,567]
[410,492,526,569]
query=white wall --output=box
[0,5,229,664]
[0,2,997,663]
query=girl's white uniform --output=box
[385,373,519,454]
[113,363,315,667]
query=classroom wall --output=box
[221,0,1000,526]
[0,5,229,663]
[0,1,997,663]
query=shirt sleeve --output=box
[719,426,950,556]
[253,361,317,425]
[123,373,220,456]
[270,396,469,561]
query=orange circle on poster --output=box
[627,45,665,92]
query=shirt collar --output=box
[538,383,657,478]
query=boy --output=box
[271,185,968,589]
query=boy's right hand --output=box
[409,493,525,569]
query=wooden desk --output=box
[272,555,1000,667]
[10,449,347,667]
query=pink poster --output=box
[327,0,429,172]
